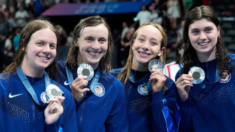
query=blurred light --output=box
[133,17,137,21]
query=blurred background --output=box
[0,0,234,72]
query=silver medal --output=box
[46,84,63,99]
[148,59,164,71]
[77,63,94,81]
[188,67,205,84]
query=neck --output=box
[21,59,44,78]
[131,59,149,72]
[197,48,216,62]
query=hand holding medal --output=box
[71,63,94,101]
[175,66,205,101]
[44,95,65,124]
[188,66,205,84]
[148,59,166,92]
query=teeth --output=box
[41,57,48,60]
[199,43,208,46]
[139,52,149,56]
[89,52,99,55]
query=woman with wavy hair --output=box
[112,22,178,132]
[175,5,234,131]
[58,15,128,132]
[0,19,77,132]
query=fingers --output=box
[47,102,64,114]
[71,75,90,94]
[175,74,194,101]
[149,69,166,82]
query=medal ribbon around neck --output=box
[66,64,100,93]
[17,66,51,106]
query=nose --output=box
[142,41,150,50]
[199,32,207,41]
[91,40,100,50]
[43,44,51,53]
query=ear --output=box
[74,38,79,47]
[217,25,221,37]
[157,47,165,57]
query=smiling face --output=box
[22,28,57,72]
[75,24,108,69]
[132,25,164,68]
[188,18,220,59]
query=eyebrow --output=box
[191,26,213,30]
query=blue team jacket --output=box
[176,54,235,132]
[58,60,128,132]
[0,71,78,132]
[111,68,178,132]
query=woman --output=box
[112,23,178,132]
[58,16,128,132]
[175,6,235,131]
[0,19,77,132]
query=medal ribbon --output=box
[66,64,100,93]
[17,66,51,106]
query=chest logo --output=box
[137,83,149,95]
[40,92,49,104]
[219,74,231,83]
[9,93,23,98]
[93,83,105,97]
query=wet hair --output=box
[66,15,113,72]
[176,39,185,64]
[182,5,232,77]
[2,19,60,81]
[118,23,167,85]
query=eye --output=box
[138,38,145,43]
[99,38,107,44]
[36,41,43,46]
[205,27,212,32]
[191,29,199,34]
[85,37,94,42]
[151,41,158,45]
[50,44,56,49]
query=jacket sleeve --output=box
[105,80,128,132]
[175,70,193,132]
[59,89,78,132]
[151,79,178,132]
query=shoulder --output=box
[100,71,124,92]
[58,60,66,68]
[110,68,123,78]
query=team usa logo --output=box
[137,83,149,95]
[219,74,231,83]
[93,83,105,97]
[40,92,49,104]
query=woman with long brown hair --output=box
[175,5,235,131]
[0,19,77,131]
[58,15,128,132]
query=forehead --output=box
[30,28,57,42]
[189,19,217,30]
[80,24,109,37]
[137,25,163,41]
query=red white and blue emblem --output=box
[94,83,105,97]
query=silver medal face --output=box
[46,84,63,99]
[77,63,94,81]
[148,59,164,71]
[188,67,205,84]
